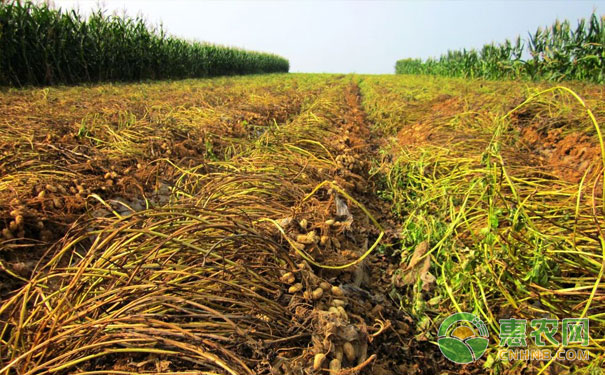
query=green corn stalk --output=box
[395,12,604,83]
[0,0,289,86]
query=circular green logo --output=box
[438,312,489,364]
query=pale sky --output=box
[53,0,603,74]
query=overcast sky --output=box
[53,0,602,74]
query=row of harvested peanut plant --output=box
[0,75,405,374]
[360,74,605,374]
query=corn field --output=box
[0,1,289,86]
[396,13,605,83]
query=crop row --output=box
[0,1,289,86]
[360,74,605,373]
[396,13,604,83]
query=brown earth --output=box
[329,84,467,375]
[518,124,603,183]
[394,91,604,187]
